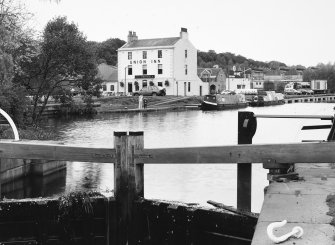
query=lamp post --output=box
[124,66,127,95]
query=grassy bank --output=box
[94,96,202,112]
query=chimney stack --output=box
[180,27,188,39]
[127,31,138,43]
[133,32,138,41]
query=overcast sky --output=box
[25,0,335,67]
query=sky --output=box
[24,0,335,67]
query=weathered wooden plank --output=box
[1,141,335,165]
[0,140,116,163]
[130,131,144,198]
[136,142,335,164]
[113,132,128,245]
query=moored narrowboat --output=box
[201,93,248,110]
[249,91,285,107]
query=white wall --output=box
[117,30,207,96]
[311,80,327,90]
[101,82,118,94]
[227,78,251,91]
[118,48,174,93]
[252,81,264,89]
[173,35,207,96]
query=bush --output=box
[0,126,58,140]
[0,84,32,126]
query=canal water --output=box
[3,103,335,212]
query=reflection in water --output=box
[2,169,66,199]
[3,103,334,212]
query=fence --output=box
[0,111,335,244]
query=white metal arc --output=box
[0,108,19,141]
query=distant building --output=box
[97,63,118,95]
[227,77,251,91]
[251,69,265,90]
[251,68,304,92]
[226,68,251,91]
[117,28,208,96]
[197,67,226,94]
[311,80,327,91]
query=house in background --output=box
[197,67,226,94]
[97,63,118,95]
[117,28,208,96]
[251,69,265,90]
[226,69,251,91]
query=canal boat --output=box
[249,91,285,107]
[201,93,248,110]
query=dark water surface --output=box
[4,103,334,212]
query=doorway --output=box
[184,82,186,96]
[210,84,216,94]
[128,83,133,93]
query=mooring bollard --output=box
[237,111,257,212]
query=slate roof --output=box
[97,63,118,82]
[120,37,181,49]
[197,68,224,77]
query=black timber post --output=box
[237,111,257,212]
[327,114,335,141]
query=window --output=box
[158,82,163,87]
[158,64,163,74]
[102,85,107,91]
[143,51,147,59]
[185,65,188,75]
[185,50,187,58]
[237,85,241,89]
[142,64,147,75]
[128,65,132,75]
[158,50,162,58]
[110,85,114,91]
[188,82,191,92]
[128,52,132,60]
[142,80,147,88]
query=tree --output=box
[0,0,31,85]
[15,16,102,123]
[94,38,125,66]
[0,0,32,126]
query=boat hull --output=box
[201,101,248,111]
[249,100,285,107]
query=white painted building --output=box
[97,63,118,95]
[227,77,251,91]
[118,28,208,96]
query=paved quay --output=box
[252,163,335,244]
